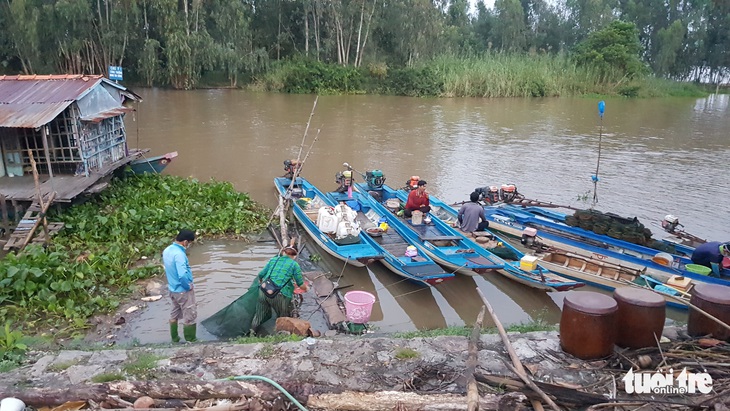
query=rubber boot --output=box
[169,321,180,343]
[183,323,197,342]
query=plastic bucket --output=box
[344,291,376,324]
[651,252,674,266]
[686,264,712,276]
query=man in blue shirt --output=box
[163,229,197,342]
[691,241,730,277]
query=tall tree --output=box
[493,0,527,51]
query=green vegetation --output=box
[47,359,80,372]
[123,352,164,379]
[1,1,726,94]
[394,347,420,359]
[234,334,304,345]
[0,322,28,370]
[393,326,471,339]
[0,175,269,335]
[505,320,557,333]
[255,344,276,359]
[91,372,126,383]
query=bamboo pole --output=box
[467,306,486,411]
[476,287,560,411]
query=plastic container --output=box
[522,227,538,237]
[560,291,618,359]
[685,264,712,276]
[316,206,338,234]
[613,287,666,348]
[1,398,26,411]
[344,291,376,324]
[652,252,674,266]
[688,283,730,341]
[404,246,418,257]
[411,210,423,225]
[520,255,539,271]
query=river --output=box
[120,90,730,343]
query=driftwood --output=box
[306,391,501,411]
[467,306,486,411]
[476,288,560,411]
[474,373,607,406]
[5,380,257,407]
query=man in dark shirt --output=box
[691,241,730,276]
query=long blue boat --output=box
[128,151,178,174]
[480,204,730,287]
[357,183,584,292]
[327,190,455,285]
[508,205,697,256]
[274,177,382,267]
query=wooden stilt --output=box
[467,305,486,411]
[0,194,9,237]
[27,149,50,244]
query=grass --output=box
[234,334,304,345]
[505,319,557,333]
[394,347,420,359]
[91,372,125,383]
[48,359,80,372]
[255,344,276,359]
[122,352,164,379]
[0,359,19,372]
[393,326,471,339]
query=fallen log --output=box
[5,380,257,407]
[474,373,606,406]
[306,391,501,411]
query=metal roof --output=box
[0,74,106,128]
[80,107,136,123]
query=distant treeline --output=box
[0,0,727,96]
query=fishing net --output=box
[566,209,660,247]
[201,281,274,338]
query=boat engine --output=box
[335,170,353,193]
[661,214,682,233]
[365,170,386,190]
[474,186,501,204]
[283,159,301,179]
[499,184,519,203]
[520,227,544,250]
[405,175,420,191]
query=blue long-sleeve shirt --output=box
[163,243,193,293]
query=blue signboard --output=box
[108,66,123,81]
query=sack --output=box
[260,279,283,299]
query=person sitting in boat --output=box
[404,180,430,218]
[691,241,730,277]
[458,191,490,233]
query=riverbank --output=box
[2,328,729,410]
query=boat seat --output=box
[420,235,462,242]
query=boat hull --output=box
[129,151,178,174]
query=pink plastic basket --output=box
[344,291,376,324]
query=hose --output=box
[218,375,309,411]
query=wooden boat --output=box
[327,189,454,285]
[357,183,584,291]
[418,191,585,292]
[480,204,730,288]
[537,250,692,310]
[129,151,178,174]
[273,177,382,267]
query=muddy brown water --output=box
[118,91,729,343]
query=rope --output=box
[218,375,308,411]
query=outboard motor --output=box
[500,184,518,203]
[520,227,543,249]
[365,170,386,190]
[335,170,353,193]
[661,214,682,233]
[473,186,501,204]
[405,175,420,191]
[283,159,301,179]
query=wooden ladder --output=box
[3,192,62,251]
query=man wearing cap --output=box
[404,180,431,218]
[691,241,730,277]
[163,229,197,342]
[458,191,490,233]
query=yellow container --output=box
[520,255,539,271]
